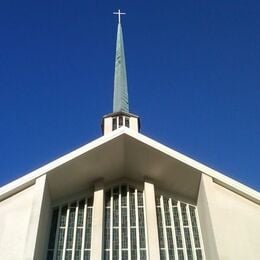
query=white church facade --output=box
[0,10,260,260]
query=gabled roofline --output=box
[0,127,259,203]
[0,128,126,200]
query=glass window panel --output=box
[56,250,63,260]
[57,229,65,250]
[87,197,93,207]
[172,207,183,248]
[122,250,128,260]
[105,191,111,207]
[122,207,127,227]
[75,228,83,250]
[113,250,119,260]
[66,227,74,249]
[119,116,123,126]
[103,185,147,259]
[113,228,119,250]
[196,249,203,260]
[122,227,128,249]
[160,249,167,260]
[140,249,146,260]
[77,200,85,227]
[104,227,110,249]
[181,203,188,226]
[130,191,136,226]
[139,227,146,249]
[112,117,117,130]
[166,227,174,249]
[168,249,175,260]
[104,251,110,260]
[155,196,161,206]
[113,194,119,227]
[47,250,54,260]
[48,208,59,250]
[65,250,72,260]
[184,228,192,249]
[74,250,81,260]
[60,206,68,227]
[125,117,130,128]
[178,250,185,260]
[187,249,193,260]
[83,250,90,260]
[138,208,145,227]
[121,185,127,206]
[131,250,137,260]
[85,208,92,249]
[193,227,201,248]
[137,191,143,206]
[130,228,137,249]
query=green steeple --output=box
[113,10,129,113]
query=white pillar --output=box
[90,181,104,260]
[23,174,51,260]
[144,181,160,260]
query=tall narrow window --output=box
[104,184,147,260]
[112,118,117,130]
[47,196,93,260]
[119,116,123,127]
[125,117,130,128]
[156,194,205,260]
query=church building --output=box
[0,10,259,260]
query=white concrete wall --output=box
[198,174,260,260]
[23,175,52,260]
[0,185,35,260]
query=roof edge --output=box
[0,127,259,204]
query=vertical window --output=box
[47,196,93,260]
[119,116,123,127]
[156,194,205,260]
[125,117,130,128]
[112,118,117,130]
[104,184,147,260]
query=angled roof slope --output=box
[0,127,259,204]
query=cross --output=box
[113,9,126,24]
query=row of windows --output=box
[47,197,93,260]
[156,195,205,260]
[112,116,130,130]
[104,185,147,260]
[47,186,205,260]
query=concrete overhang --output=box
[0,127,259,204]
[46,132,202,203]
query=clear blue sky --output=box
[0,0,259,190]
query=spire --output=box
[102,10,140,135]
[113,10,129,113]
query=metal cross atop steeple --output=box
[113,9,126,24]
[112,9,129,113]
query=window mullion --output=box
[62,206,70,260]
[160,196,169,260]
[80,198,87,260]
[119,185,122,259]
[142,190,149,259]
[109,188,113,260]
[127,185,131,260]
[71,201,79,259]
[169,199,178,260]
[177,201,188,260]
[135,189,140,260]
[186,204,197,260]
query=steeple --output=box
[113,13,129,113]
[102,10,140,135]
